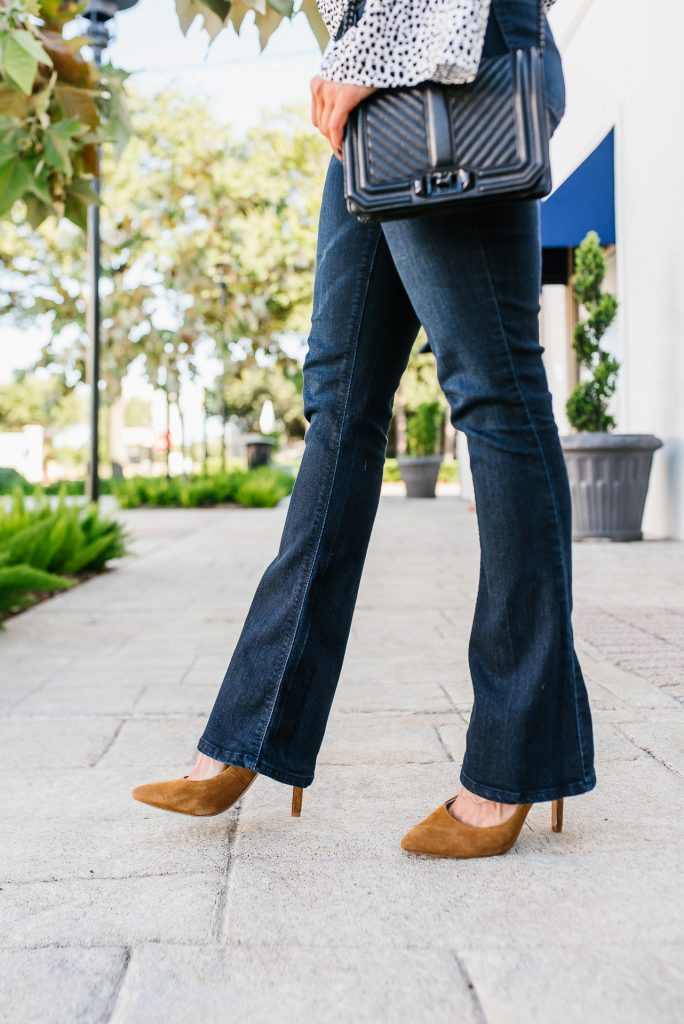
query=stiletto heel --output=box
[551,798,564,833]
[132,766,307,820]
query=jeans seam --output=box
[471,213,591,788]
[252,225,383,770]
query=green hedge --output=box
[112,467,295,510]
[0,472,114,497]
[0,468,295,506]
[0,492,129,625]
[0,468,28,492]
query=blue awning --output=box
[541,130,615,248]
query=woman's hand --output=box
[310,76,376,160]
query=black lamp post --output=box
[82,0,140,502]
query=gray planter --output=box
[560,433,663,541]
[397,455,442,498]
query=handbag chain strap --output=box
[339,0,546,55]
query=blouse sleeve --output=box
[318,0,558,89]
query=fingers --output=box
[310,76,322,129]
[311,80,375,159]
[318,95,340,158]
[328,108,346,156]
[322,112,346,158]
[316,86,347,160]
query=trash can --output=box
[244,434,276,470]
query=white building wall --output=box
[540,285,573,435]
[0,425,44,483]
[548,0,684,538]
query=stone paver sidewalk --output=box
[1,497,683,1023]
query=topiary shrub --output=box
[566,231,619,433]
[0,467,29,493]
[406,401,442,457]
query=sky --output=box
[0,1,325,385]
[110,0,322,128]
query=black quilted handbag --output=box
[342,0,552,222]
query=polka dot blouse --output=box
[317,0,558,88]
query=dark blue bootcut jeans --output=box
[198,0,596,803]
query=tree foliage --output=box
[213,359,305,436]
[175,0,329,50]
[0,1,326,229]
[0,371,83,457]
[0,92,328,450]
[406,400,442,457]
[566,231,620,433]
[0,0,128,228]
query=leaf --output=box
[53,82,100,128]
[227,0,253,31]
[0,563,72,615]
[269,0,294,15]
[299,0,329,50]
[30,77,56,120]
[67,176,98,201]
[41,29,94,88]
[80,142,98,175]
[0,157,31,217]
[25,162,53,205]
[24,192,51,228]
[11,29,53,68]
[39,1,89,31]
[3,33,39,95]
[200,0,231,18]
[254,6,285,48]
[0,83,32,117]
[43,128,73,174]
[61,531,118,574]
[198,7,229,41]
[49,116,86,138]
[176,0,203,34]
[64,176,96,230]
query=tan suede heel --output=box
[131,765,304,818]
[401,797,564,858]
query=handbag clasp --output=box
[413,168,473,198]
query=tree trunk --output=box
[444,412,457,460]
[108,395,126,479]
[395,385,407,456]
[202,394,210,475]
[176,392,188,475]
[164,386,171,478]
[221,406,229,473]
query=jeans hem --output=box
[197,735,314,788]
[459,767,597,804]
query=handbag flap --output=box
[344,47,551,220]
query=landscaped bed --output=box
[0,491,128,626]
[111,466,295,510]
[0,467,296,624]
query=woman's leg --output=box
[197,157,420,787]
[382,200,596,804]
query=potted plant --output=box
[397,401,443,498]
[560,232,662,541]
